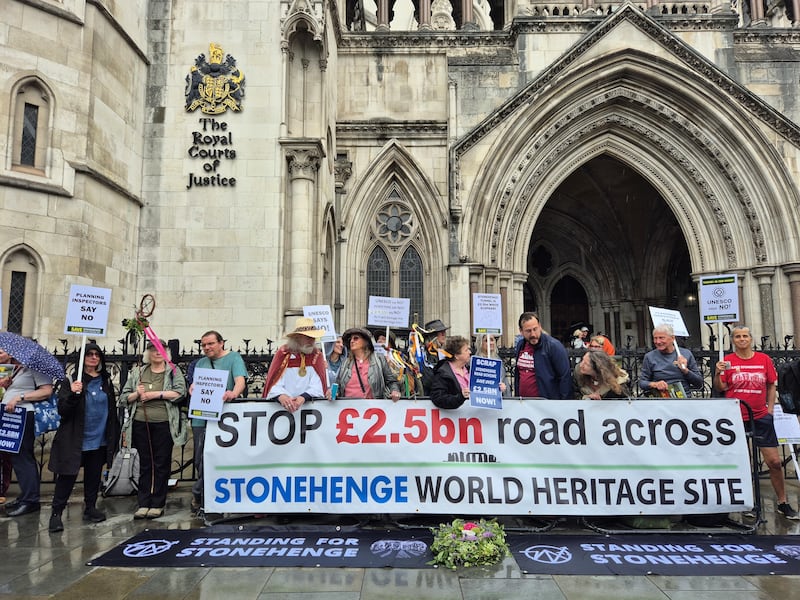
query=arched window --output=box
[364,187,425,325]
[400,246,423,323]
[366,246,391,302]
[12,80,51,174]
[2,248,40,336]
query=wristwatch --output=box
[20,393,25,402]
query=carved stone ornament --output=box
[185,43,245,114]
[431,0,456,30]
[375,203,415,244]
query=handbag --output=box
[33,388,61,437]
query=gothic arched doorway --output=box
[525,154,697,348]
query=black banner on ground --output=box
[90,528,800,575]
[87,526,435,568]
[510,534,800,576]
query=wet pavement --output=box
[0,480,798,599]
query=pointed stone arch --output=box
[341,140,447,326]
[0,243,46,338]
[281,0,327,49]
[456,13,800,281]
[7,73,57,175]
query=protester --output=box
[514,312,573,399]
[474,333,508,396]
[639,324,702,396]
[0,370,14,504]
[574,350,630,399]
[190,331,246,515]
[588,334,615,356]
[430,336,472,409]
[571,327,588,349]
[1,350,53,517]
[337,327,400,400]
[120,340,187,519]
[324,336,346,384]
[714,325,799,519]
[263,317,328,410]
[420,319,449,392]
[47,343,118,531]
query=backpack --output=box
[777,359,800,415]
[103,446,140,497]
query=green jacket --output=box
[119,366,188,446]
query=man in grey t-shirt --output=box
[638,324,703,397]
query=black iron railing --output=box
[28,339,800,485]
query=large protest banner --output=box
[205,399,753,516]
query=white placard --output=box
[64,285,112,336]
[367,296,410,328]
[773,404,800,444]
[188,367,227,421]
[472,293,502,335]
[699,274,739,323]
[648,306,690,337]
[303,305,337,342]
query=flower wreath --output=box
[429,518,510,569]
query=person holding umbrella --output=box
[47,343,118,531]
[0,333,60,517]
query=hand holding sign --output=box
[189,368,227,421]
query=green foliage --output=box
[429,518,510,569]
[123,316,149,337]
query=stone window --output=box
[366,246,391,300]
[2,248,39,337]
[7,271,26,334]
[366,189,424,324]
[12,80,50,174]
[399,246,423,324]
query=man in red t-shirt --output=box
[714,325,798,519]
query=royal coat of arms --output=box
[185,43,245,114]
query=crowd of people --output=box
[0,312,797,530]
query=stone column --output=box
[461,0,476,29]
[282,141,323,319]
[499,271,511,347]
[601,302,612,337]
[782,264,800,345]
[634,301,647,348]
[279,44,289,138]
[377,0,391,30]
[418,0,432,29]
[749,0,765,24]
[612,303,621,348]
[333,155,352,329]
[510,273,528,340]
[469,266,481,339]
[752,266,776,347]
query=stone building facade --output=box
[1,0,799,351]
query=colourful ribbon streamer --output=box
[143,326,178,374]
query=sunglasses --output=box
[86,351,101,357]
